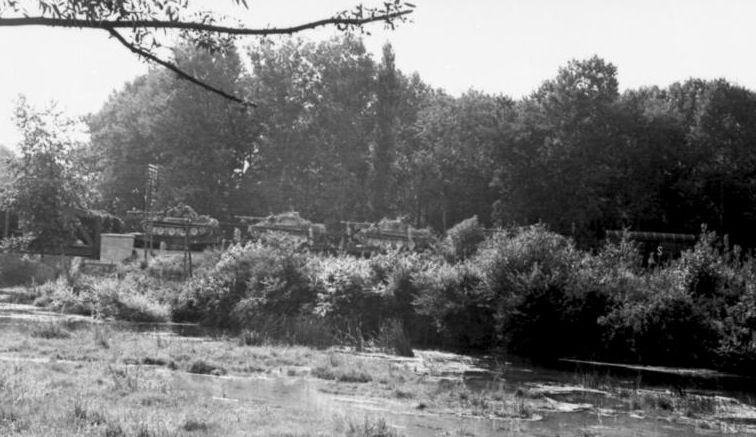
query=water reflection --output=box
[0,298,214,338]
[170,372,748,437]
[171,372,536,437]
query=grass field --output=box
[0,320,541,437]
[2,315,755,436]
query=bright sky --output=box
[1,0,756,149]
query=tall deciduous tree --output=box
[0,145,15,239]
[89,72,169,216]
[243,35,376,223]
[4,97,92,252]
[493,56,621,242]
[603,86,688,232]
[398,90,508,230]
[371,43,399,218]
[151,44,257,219]
[90,45,257,220]
[663,79,756,245]
[0,145,14,191]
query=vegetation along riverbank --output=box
[2,221,756,435]
[3,221,756,375]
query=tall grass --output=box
[29,321,73,339]
[0,358,391,437]
[94,277,170,322]
[237,315,337,349]
[336,417,402,437]
[31,274,170,323]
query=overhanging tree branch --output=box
[107,28,253,107]
[0,1,415,105]
[0,10,413,35]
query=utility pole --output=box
[143,164,159,262]
[182,219,193,278]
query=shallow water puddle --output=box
[0,292,211,338]
[171,372,535,437]
[169,371,753,437]
[0,300,91,324]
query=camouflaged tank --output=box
[140,204,220,250]
[345,218,435,253]
[239,212,327,249]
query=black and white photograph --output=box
[1,1,756,435]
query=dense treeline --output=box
[88,35,756,248]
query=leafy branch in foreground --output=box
[0,0,415,105]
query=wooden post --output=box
[188,238,193,278]
[183,220,189,278]
[143,221,150,263]
[93,216,102,260]
[3,210,9,239]
[149,224,153,259]
[143,164,158,263]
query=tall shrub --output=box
[174,241,313,329]
[368,251,438,344]
[413,261,490,348]
[310,255,386,337]
[474,225,578,339]
[442,215,486,262]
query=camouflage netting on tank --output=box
[254,212,326,233]
[362,218,433,239]
[164,203,199,219]
[265,211,311,225]
[162,203,218,226]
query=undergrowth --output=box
[15,223,756,369]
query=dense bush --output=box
[442,215,486,262]
[20,221,752,369]
[718,287,756,371]
[596,231,756,371]
[309,253,435,341]
[174,242,432,349]
[472,225,580,349]
[417,224,755,370]
[311,256,375,321]
[94,277,171,322]
[174,241,313,329]
[30,273,170,322]
[413,261,490,348]
[167,225,756,369]
[368,251,439,345]
[33,277,97,316]
[373,319,414,357]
